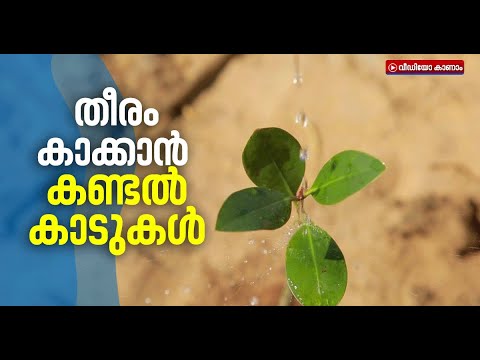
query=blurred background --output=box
[102,54,480,306]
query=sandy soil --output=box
[104,54,480,305]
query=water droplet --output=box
[164,289,170,295]
[248,239,255,245]
[244,260,248,264]
[293,74,303,86]
[303,228,308,236]
[295,111,309,127]
[250,281,255,286]
[145,297,152,304]
[262,249,268,255]
[261,240,266,244]
[269,267,272,271]
[250,296,260,306]
[300,148,309,161]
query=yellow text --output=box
[28,206,205,256]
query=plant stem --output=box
[303,187,316,197]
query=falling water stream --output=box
[275,55,320,305]
[293,54,311,225]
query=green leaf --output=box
[242,127,305,196]
[286,223,347,306]
[216,187,293,232]
[309,150,386,205]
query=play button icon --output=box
[388,63,397,72]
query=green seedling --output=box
[216,127,385,306]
